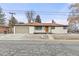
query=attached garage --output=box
[14,24,29,34]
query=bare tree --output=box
[25,11,35,23]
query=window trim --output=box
[34,26,42,30]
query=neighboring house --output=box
[14,22,68,34]
[0,25,9,34]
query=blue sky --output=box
[0,3,71,24]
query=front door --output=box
[45,26,48,33]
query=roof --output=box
[15,22,68,27]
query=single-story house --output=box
[14,22,68,34]
[0,25,9,34]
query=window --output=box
[35,26,42,30]
[63,26,67,29]
[51,26,55,29]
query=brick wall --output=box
[0,27,9,34]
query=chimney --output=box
[52,20,55,23]
[28,19,31,23]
